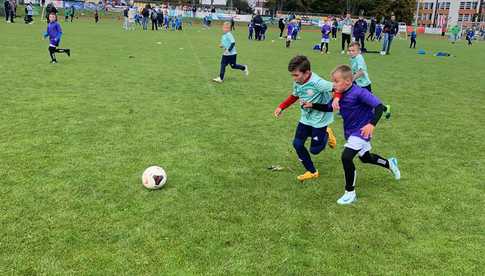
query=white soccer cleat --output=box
[380,51,386,56]
[388,157,401,180]
[337,190,357,205]
[244,65,249,76]
[212,77,223,83]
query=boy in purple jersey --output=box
[286,20,295,48]
[43,13,70,64]
[320,20,331,54]
[302,65,400,205]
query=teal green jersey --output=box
[292,73,334,128]
[351,54,371,87]
[221,32,237,56]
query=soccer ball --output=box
[142,166,167,190]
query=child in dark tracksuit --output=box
[410,30,417,48]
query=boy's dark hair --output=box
[349,42,361,49]
[331,65,353,80]
[288,55,311,73]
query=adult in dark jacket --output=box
[4,0,12,23]
[141,5,149,30]
[381,15,399,55]
[367,17,376,41]
[253,12,263,41]
[70,5,75,22]
[332,18,338,39]
[353,15,367,51]
[278,18,285,38]
[45,3,57,23]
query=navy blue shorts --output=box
[294,122,328,151]
[221,54,237,66]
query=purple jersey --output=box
[321,24,331,39]
[287,23,294,36]
[47,21,62,46]
[339,84,382,141]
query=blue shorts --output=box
[294,122,328,151]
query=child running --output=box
[302,65,400,204]
[212,22,249,84]
[43,12,70,64]
[348,42,372,92]
[274,56,337,182]
[286,20,296,48]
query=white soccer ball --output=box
[142,166,167,190]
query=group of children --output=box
[248,21,268,40]
[40,15,402,205]
[274,42,399,205]
[211,21,399,204]
[315,19,388,54]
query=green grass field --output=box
[1,17,484,275]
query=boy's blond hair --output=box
[223,21,231,27]
[331,65,353,80]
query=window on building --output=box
[460,2,465,9]
[458,14,464,21]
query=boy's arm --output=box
[278,94,298,110]
[227,42,235,52]
[353,70,365,81]
[357,88,386,137]
[274,94,299,118]
[370,104,387,126]
[303,101,333,112]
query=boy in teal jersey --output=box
[213,22,249,83]
[349,42,372,91]
[274,56,337,182]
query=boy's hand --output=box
[301,101,313,109]
[332,98,340,110]
[274,107,283,118]
[360,124,374,139]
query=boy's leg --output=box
[309,126,328,155]
[48,46,56,62]
[341,147,360,192]
[358,151,389,169]
[228,55,246,72]
[320,42,325,53]
[360,151,400,180]
[325,42,329,53]
[219,55,229,80]
[293,123,317,174]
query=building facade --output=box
[417,0,485,28]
